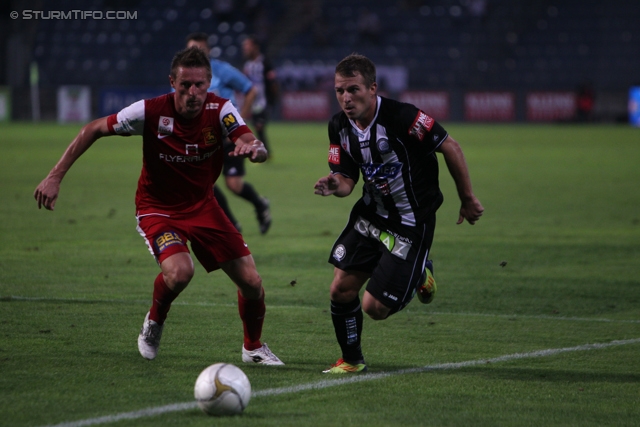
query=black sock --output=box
[257,129,269,153]
[238,183,264,210]
[213,185,238,225]
[330,297,364,363]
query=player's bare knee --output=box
[363,306,388,321]
[329,284,358,304]
[236,271,263,299]
[164,266,194,291]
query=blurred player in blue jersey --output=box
[186,33,271,234]
[315,54,484,374]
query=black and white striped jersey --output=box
[327,96,448,227]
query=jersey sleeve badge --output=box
[222,113,240,133]
[408,111,435,141]
[329,144,341,164]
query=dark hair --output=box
[244,34,261,48]
[335,53,376,87]
[185,32,209,44]
[170,47,212,80]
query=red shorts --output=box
[136,199,251,272]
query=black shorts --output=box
[251,110,268,127]
[328,200,436,313]
[222,140,245,177]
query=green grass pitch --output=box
[1,121,639,427]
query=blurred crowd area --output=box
[1,0,638,120]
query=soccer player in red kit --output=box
[34,47,284,365]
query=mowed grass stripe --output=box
[40,338,640,427]
[4,295,639,324]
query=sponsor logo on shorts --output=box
[333,244,346,261]
[154,231,184,253]
[382,291,398,302]
[354,216,412,260]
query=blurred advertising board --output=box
[57,85,91,123]
[281,91,330,121]
[629,87,640,127]
[464,92,515,122]
[0,87,10,121]
[399,91,450,121]
[99,87,166,116]
[527,92,576,122]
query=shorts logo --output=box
[382,291,398,302]
[158,116,174,136]
[154,231,184,253]
[380,231,395,252]
[333,244,346,261]
[329,145,340,164]
[222,113,240,133]
[409,111,434,141]
[354,216,411,260]
[202,127,217,145]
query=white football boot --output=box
[138,312,163,360]
[242,343,284,365]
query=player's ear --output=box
[168,74,176,89]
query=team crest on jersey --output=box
[222,113,240,133]
[409,111,434,141]
[158,116,174,136]
[202,127,217,145]
[377,138,391,154]
[329,144,340,164]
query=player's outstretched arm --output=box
[436,136,484,225]
[230,133,268,163]
[34,117,111,210]
[314,173,355,197]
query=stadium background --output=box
[1,0,639,123]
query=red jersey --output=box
[107,93,251,214]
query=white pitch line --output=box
[41,338,640,427]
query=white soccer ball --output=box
[194,363,251,416]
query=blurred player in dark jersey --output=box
[34,47,283,366]
[315,54,483,374]
[242,35,278,156]
[186,32,271,235]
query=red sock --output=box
[237,290,265,351]
[149,273,179,325]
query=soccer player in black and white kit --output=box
[314,54,484,374]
